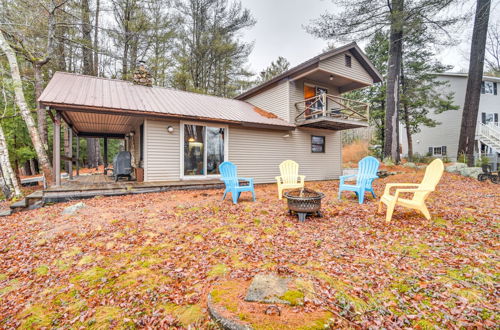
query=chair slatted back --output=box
[356,156,380,186]
[219,161,239,188]
[279,160,300,184]
[414,159,444,202]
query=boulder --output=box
[62,202,86,215]
[403,162,417,168]
[445,163,467,173]
[459,167,483,178]
[245,274,291,304]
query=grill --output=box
[284,188,325,222]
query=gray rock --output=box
[403,162,417,168]
[62,202,86,215]
[459,167,482,178]
[245,274,290,304]
[0,209,12,217]
[445,163,467,173]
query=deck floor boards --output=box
[43,174,223,202]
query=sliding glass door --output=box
[183,124,226,177]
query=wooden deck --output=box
[43,174,224,203]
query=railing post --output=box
[322,93,326,117]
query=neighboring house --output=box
[39,42,382,186]
[400,72,500,169]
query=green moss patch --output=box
[280,290,304,306]
[70,267,109,286]
[207,263,229,277]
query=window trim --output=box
[311,135,326,153]
[179,121,229,180]
[428,146,447,156]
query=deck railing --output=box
[294,94,369,122]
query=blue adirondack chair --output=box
[219,161,256,204]
[338,156,380,204]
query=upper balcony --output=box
[294,93,369,130]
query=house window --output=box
[481,81,497,95]
[183,124,225,176]
[482,112,498,125]
[311,135,325,153]
[345,54,352,68]
[428,146,447,156]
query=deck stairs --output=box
[477,123,500,153]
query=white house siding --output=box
[229,126,341,183]
[319,51,373,85]
[400,75,500,160]
[144,119,180,182]
[244,79,290,122]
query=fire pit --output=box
[284,188,325,222]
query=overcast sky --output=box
[239,0,500,75]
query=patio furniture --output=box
[284,188,325,222]
[219,161,256,204]
[338,156,380,204]
[276,160,305,199]
[110,151,133,182]
[378,158,444,222]
[478,164,499,184]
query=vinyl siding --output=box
[400,75,500,160]
[144,119,180,181]
[244,80,290,122]
[229,126,341,183]
[319,51,373,85]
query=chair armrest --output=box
[393,187,434,199]
[275,176,282,184]
[339,174,356,184]
[383,183,420,195]
[238,177,254,183]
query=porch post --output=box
[54,112,61,186]
[67,128,73,180]
[103,137,108,174]
[76,135,80,177]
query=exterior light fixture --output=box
[283,134,290,138]
[167,126,174,133]
[329,75,334,81]
[188,137,195,142]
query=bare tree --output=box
[0,30,53,184]
[486,20,500,75]
[458,0,491,166]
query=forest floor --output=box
[0,166,498,328]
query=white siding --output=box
[244,80,290,122]
[400,75,500,160]
[144,119,180,182]
[229,126,341,183]
[319,51,373,85]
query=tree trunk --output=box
[81,0,94,76]
[93,0,100,76]
[33,63,47,148]
[0,31,54,185]
[0,168,12,199]
[457,0,491,166]
[400,51,412,161]
[384,0,403,163]
[0,124,21,197]
[29,159,36,175]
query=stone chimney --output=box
[133,61,153,87]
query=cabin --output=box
[38,42,382,201]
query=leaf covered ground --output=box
[0,167,498,329]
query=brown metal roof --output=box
[39,72,294,130]
[235,42,383,100]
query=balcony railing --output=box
[294,94,369,123]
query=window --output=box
[428,146,447,156]
[311,135,325,153]
[344,54,352,68]
[183,124,225,176]
[482,112,498,125]
[481,81,497,95]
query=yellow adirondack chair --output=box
[378,159,444,222]
[276,160,305,199]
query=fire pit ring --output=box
[284,188,325,222]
